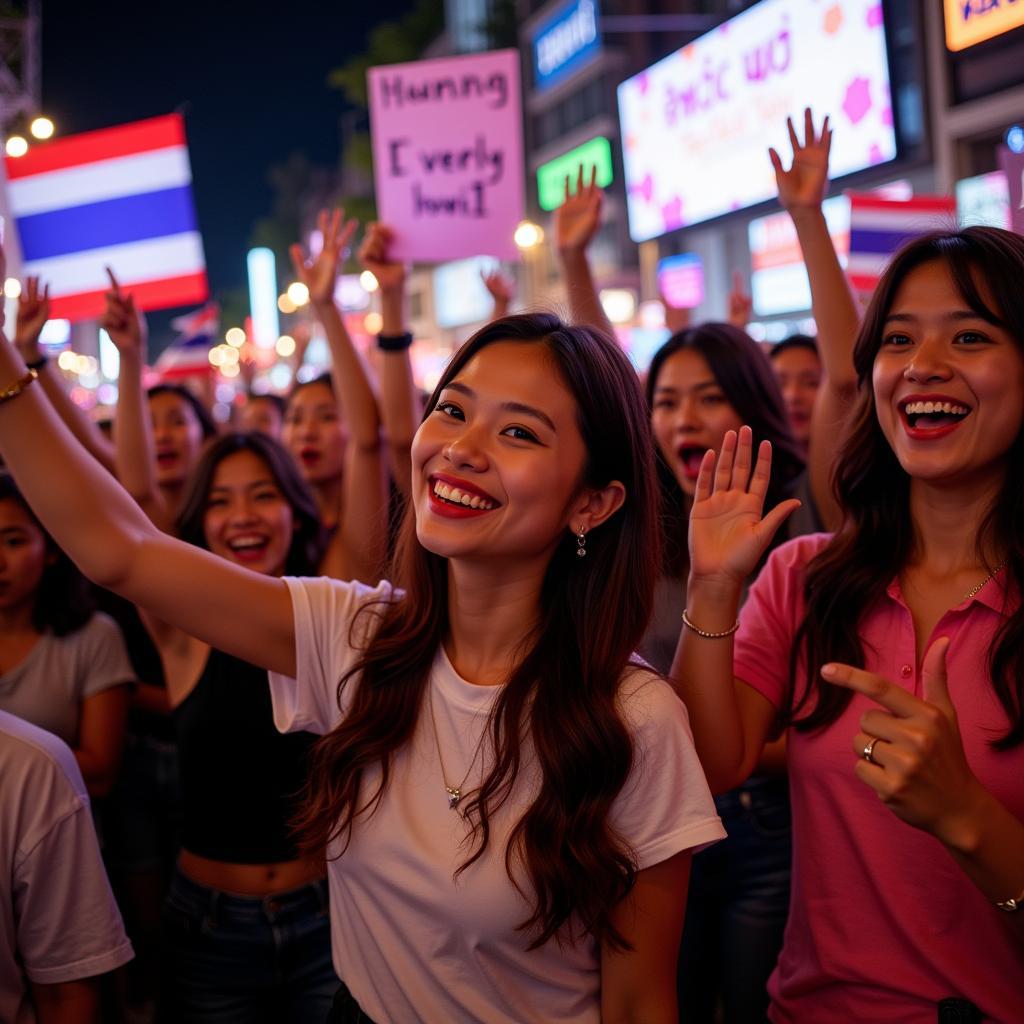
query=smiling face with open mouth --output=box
[282,381,347,485]
[872,259,1024,486]
[202,450,295,578]
[650,348,743,496]
[411,341,591,565]
[150,391,206,487]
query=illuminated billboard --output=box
[617,0,897,242]
[536,137,613,211]
[945,0,1024,52]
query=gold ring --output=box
[862,737,881,765]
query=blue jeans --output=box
[678,775,792,1023]
[160,867,338,1023]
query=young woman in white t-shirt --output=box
[0,309,724,1024]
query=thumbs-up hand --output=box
[821,638,985,844]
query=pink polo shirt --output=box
[734,533,1024,1024]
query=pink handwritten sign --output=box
[368,50,524,263]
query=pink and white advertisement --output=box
[617,0,897,242]
[368,50,525,263]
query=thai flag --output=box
[4,113,208,322]
[154,301,219,379]
[846,194,957,294]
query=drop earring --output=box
[576,527,587,558]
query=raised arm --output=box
[769,109,860,527]
[358,222,418,499]
[481,265,515,320]
[554,165,614,339]
[12,278,117,473]
[103,272,174,532]
[669,428,799,792]
[726,270,753,332]
[291,209,387,582]
[0,331,296,677]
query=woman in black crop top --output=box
[143,432,337,1022]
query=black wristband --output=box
[25,354,48,371]
[377,332,413,352]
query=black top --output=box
[174,648,316,864]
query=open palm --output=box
[290,208,358,307]
[14,276,50,357]
[554,165,602,254]
[689,427,801,585]
[769,108,831,213]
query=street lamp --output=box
[286,282,310,307]
[29,116,54,140]
[5,135,28,158]
[514,221,544,250]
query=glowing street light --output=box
[514,221,544,250]
[225,327,246,347]
[277,293,297,314]
[29,117,55,140]
[363,312,383,334]
[4,278,21,299]
[5,136,28,158]
[359,271,379,293]
[275,335,296,357]
[286,282,310,307]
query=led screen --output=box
[617,0,897,241]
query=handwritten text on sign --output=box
[368,50,524,263]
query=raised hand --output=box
[554,165,603,256]
[289,207,358,308]
[727,270,753,330]
[357,222,406,294]
[688,426,801,586]
[769,108,831,214]
[481,266,514,305]
[99,269,147,355]
[822,638,987,843]
[14,277,50,360]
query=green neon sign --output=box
[536,136,614,211]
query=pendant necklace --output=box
[963,562,1005,602]
[427,683,489,810]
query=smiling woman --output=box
[0,308,723,1024]
[670,226,1024,1022]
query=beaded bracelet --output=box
[681,608,740,639]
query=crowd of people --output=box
[0,108,1021,1024]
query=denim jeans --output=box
[678,775,792,1023]
[160,866,338,1023]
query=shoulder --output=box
[59,612,126,651]
[283,576,398,646]
[616,663,689,734]
[0,710,87,805]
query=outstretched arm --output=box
[103,272,174,532]
[359,223,418,499]
[770,109,860,527]
[554,165,614,339]
[291,209,387,582]
[0,331,296,677]
[13,278,116,473]
[669,428,798,792]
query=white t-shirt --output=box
[269,577,725,1024]
[0,613,135,746]
[0,711,133,1024]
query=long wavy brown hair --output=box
[294,313,661,949]
[786,227,1024,749]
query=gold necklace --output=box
[964,562,1005,602]
[426,683,489,810]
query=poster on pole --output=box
[998,145,1024,236]
[368,49,524,263]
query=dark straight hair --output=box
[0,474,95,635]
[176,432,326,576]
[148,383,217,439]
[788,226,1024,749]
[294,312,660,950]
[645,322,806,577]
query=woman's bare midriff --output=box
[178,848,325,896]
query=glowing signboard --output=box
[945,0,1024,52]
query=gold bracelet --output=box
[0,367,38,404]
[682,608,740,639]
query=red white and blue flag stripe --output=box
[154,302,220,379]
[846,194,957,294]
[4,114,208,322]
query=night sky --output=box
[42,0,420,303]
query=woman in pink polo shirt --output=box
[673,226,1024,1023]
